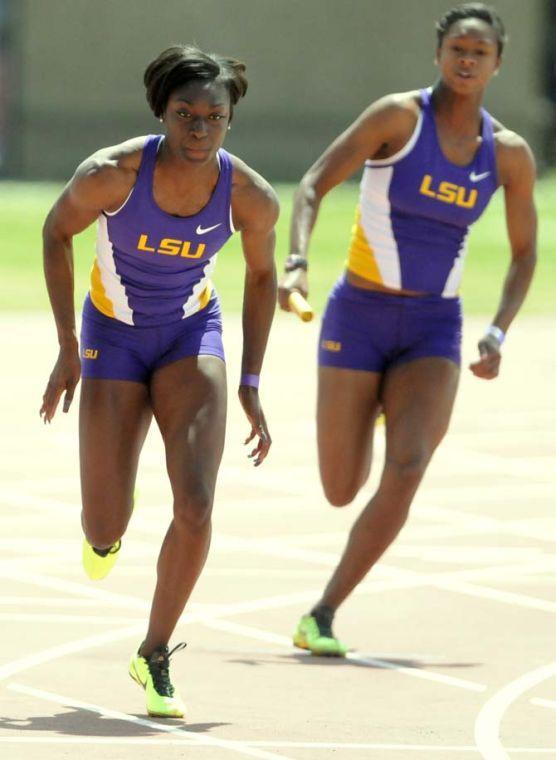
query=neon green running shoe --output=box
[82,494,136,580]
[293,613,348,657]
[82,539,121,581]
[129,642,187,718]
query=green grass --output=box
[0,177,554,314]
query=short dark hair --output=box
[144,45,248,118]
[436,3,507,55]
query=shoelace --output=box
[315,618,334,638]
[92,540,121,558]
[312,610,335,639]
[147,642,187,697]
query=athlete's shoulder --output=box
[491,120,536,186]
[75,136,148,185]
[362,90,422,123]
[68,136,149,210]
[492,120,533,153]
[354,90,422,154]
[353,90,421,161]
[228,153,279,231]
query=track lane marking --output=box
[0,625,145,681]
[0,736,556,753]
[7,683,294,760]
[474,661,556,759]
[198,618,487,692]
[531,698,556,710]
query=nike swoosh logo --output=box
[196,223,221,235]
[469,171,490,183]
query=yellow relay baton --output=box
[288,291,314,323]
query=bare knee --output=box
[174,489,213,531]
[384,455,430,495]
[82,506,128,549]
[322,477,360,508]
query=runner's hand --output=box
[238,386,271,466]
[278,268,309,312]
[40,345,81,423]
[469,335,501,380]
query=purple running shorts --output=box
[80,294,225,382]
[318,276,462,372]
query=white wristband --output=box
[485,325,505,345]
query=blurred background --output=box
[0,0,554,314]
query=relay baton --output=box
[288,291,314,322]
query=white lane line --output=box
[0,596,113,607]
[215,534,556,602]
[199,618,487,692]
[8,683,295,760]
[0,613,145,625]
[474,661,556,760]
[0,569,150,610]
[211,537,556,615]
[0,739,198,745]
[346,652,486,692]
[531,697,556,710]
[247,743,556,754]
[0,586,330,683]
[199,618,292,647]
[434,579,556,614]
[418,504,556,545]
[389,545,545,564]
[5,544,555,627]
[92,555,556,594]
[1,736,556,753]
[444,558,556,581]
[0,625,145,681]
[0,554,83,572]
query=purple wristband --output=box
[240,373,260,389]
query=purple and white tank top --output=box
[347,87,499,296]
[89,134,235,326]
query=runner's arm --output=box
[289,95,418,261]
[40,158,134,421]
[232,168,279,465]
[280,95,418,308]
[470,135,537,380]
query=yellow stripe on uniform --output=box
[198,281,213,312]
[346,207,383,284]
[90,258,115,318]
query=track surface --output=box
[1,313,555,760]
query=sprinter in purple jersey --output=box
[279,3,537,655]
[40,46,278,716]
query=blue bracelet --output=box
[240,373,260,389]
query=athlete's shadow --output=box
[0,710,228,737]
[229,653,481,670]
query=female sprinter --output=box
[279,3,536,655]
[40,46,278,716]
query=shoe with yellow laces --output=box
[293,606,348,657]
[129,642,187,718]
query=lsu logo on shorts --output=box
[321,340,342,352]
[82,348,99,359]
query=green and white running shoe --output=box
[293,612,348,657]
[129,642,187,718]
